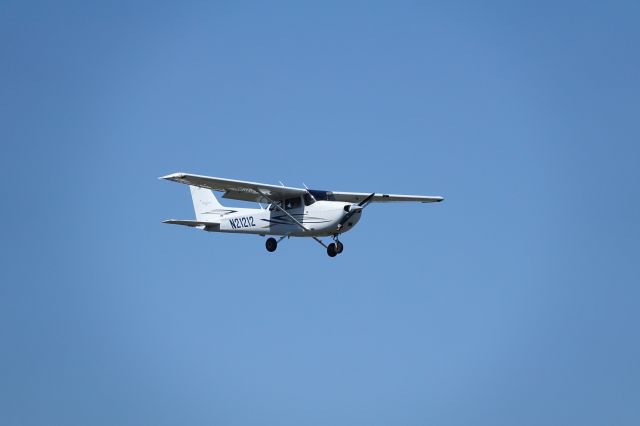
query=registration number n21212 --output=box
[229,217,255,229]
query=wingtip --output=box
[159,172,185,180]
[422,196,444,203]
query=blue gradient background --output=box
[2,1,639,425]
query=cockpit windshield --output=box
[308,189,335,201]
[303,192,316,206]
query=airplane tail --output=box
[189,185,226,221]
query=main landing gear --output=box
[265,237,278,252]
[265,235,344,257]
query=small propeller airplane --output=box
[161,172,443,257]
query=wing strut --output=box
[255,189,328,248]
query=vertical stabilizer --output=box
[189,186,225,221]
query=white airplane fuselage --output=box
[208,200,362,237]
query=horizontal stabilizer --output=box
[162,219,220,230]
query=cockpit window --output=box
[303,192,316,206]
[284,197,301,210]
[268,200,282,211]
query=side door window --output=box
[284,197,301,210]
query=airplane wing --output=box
[329,191,443,203]
[160,172,306,203]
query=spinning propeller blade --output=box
[357,192,376,208]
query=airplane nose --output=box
[344,204,362,214]
[337,203,363,230]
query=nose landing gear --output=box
[326,236,344,257]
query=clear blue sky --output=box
[2,1,639,425]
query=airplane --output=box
[160,172,443,257]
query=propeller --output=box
[357,192,376,208]
[338,193,375,228]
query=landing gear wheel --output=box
[327,243,338,257]
[266,237,277,252]
[336,241,344,254]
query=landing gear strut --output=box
[265,237,277,252]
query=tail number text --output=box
[229,216,255,229]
